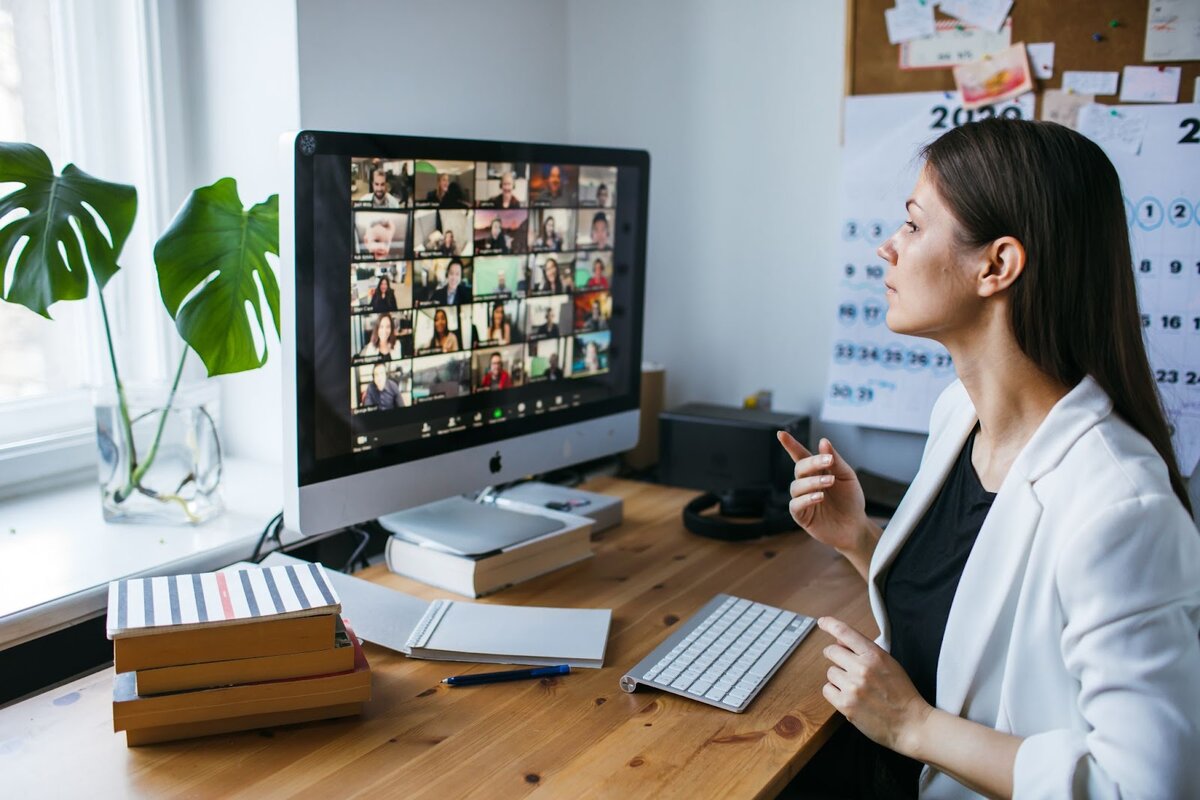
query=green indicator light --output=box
[493,408,502,418]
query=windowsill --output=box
[0,458,284,651]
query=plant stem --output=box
[97,286,137,501]
[132,347,187,487]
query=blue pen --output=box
[441,664,571,686]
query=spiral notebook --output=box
[404,599,611,668]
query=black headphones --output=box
[682,489,798,541]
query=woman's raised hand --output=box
[777,432,870,555]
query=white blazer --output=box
[869,377,1200,799]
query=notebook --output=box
[107,562,340,639]
[258,553,611,668]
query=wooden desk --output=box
[0,478,876,799]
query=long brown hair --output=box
[922,119,1191,514]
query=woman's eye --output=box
[904,220,918,232]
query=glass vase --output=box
[94,381,223,524]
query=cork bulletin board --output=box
[845,0,1200,100]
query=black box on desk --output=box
[658,404,810,492]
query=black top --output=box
[885,425,996,707]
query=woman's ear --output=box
[978,236,1025,297]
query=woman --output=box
[537,258,568,294]
[487,304,511,345]
[781,120,1200,798]
[440,228,460,256]
[357,313,401,360]
[584,258,609,289]
[369,276,398,313]
[583,341,600,373]
[535,215,562,251]
[426,308,459,353]
[481,218,510,254]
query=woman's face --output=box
[379,277,390,294]
[434,310,447,334]
[545,216,556,235]
[493,306,504,326]
[377,314,393,344]
[877,168,980,341]
[444,230,455,247]
[491,219,502,237]
[544,260,557,282]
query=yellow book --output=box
[125,702,363,746]
[135,618,353,695]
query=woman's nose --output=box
[877,236,897,264]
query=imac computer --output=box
[279,131,650,537]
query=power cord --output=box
[343,525,373,573]
[252,511,284,562]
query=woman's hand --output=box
[777,432,873,557]
[818,616,932,757]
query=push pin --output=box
[1108,19,1119,28]
[1092,32,1103,42]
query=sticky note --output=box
[1119,65,1182,103]
[885,3,936,45]
[1040,89,1093,130]
[1026,43,1055,80]
[938,0,1013,33]
[1144,0,1200,62]
[1062,71,1120,96]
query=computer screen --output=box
[281,131,649,535]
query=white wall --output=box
[160,0,301,464]
[563,0,925,481]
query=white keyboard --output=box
[619,593,816,713]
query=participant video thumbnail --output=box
[528,208,576,253]
[352,361,412,411]
[525,295,574,341]
[472,344,526,392]
[351,310,413,362]
[576,209,612,250]
[574,291,611,332]
[572,331,610,376]
[526,336,572,382]
[413,209,473,258]
[473,210,528,256]
[352,158,412,208]
[414,160,474,208]
[413,258,473,306]
[354,210,409,261]
[579,252,612,290]
[472,299,525,347]
[578,166,616,208]
[476,163,529,209]
[528,163,578,207]
[414,305,473,355]
[351,261,412,311]
[473,256,524,300]
[411,351,472,403]
[528,254,575,296]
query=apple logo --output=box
[489,451,502,474]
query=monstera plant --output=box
[0,142,279,522]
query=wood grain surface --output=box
[0,478,876,799]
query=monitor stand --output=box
[376,496,565,556]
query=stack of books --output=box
[106,561,371,746]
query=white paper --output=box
[1062,70,1121,96]
[824,92,1035,433]
[1119,65,1182,103]
[1145,0,1200,62]
[885,4,936,45]
[1026,42,1055,79]
[1195,76,1200,102]
[937,0,1012,33]
[1039,89,1093,129]
[1077,104,1149,156]
[900,18,1011,69]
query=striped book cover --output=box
[107,562,341,640]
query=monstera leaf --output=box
[154,178,280,376]
[0,142,137,317]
